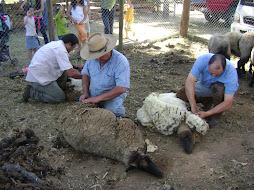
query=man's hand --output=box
[82,96,100,104]
[196,111,209,119]
[79,93,90,102]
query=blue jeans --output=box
[98,92,127,117]
[101,7,115,34]
[29,72,67,103]
[195,81,213,97]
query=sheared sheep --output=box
[208,33,231,60]
[137,92,209,153]
[225,31,254,77]
[59,103,163,177]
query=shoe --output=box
[208,113,222,128]
[23,85,31,102]
[180,130,193,154]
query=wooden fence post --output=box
[179,0,190,37]
[118,0,124,52]
[46,0,56,41]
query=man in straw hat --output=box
[79,32,130,117]
[23,33,83,103]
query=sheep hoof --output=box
[180,131,193,154]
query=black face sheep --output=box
[208,33,231,60]
[225,31,254,77]
[60,103,163,177]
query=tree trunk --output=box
[46,0,56,41]
[180,0,191,37]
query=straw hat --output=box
[80,33,117,60]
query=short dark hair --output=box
[61,33,79,46]
[209,54,226,70]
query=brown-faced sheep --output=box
[225,31,254,77]
[208,33,231,60]
[60,103,163,177]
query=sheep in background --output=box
[208,33,231,60]
[225,32,254,77]
[137,92,209,154]
[60,103,163,177]
[249,48,254,87]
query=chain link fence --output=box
[0,0,238,73]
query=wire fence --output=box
[0,0,238,73]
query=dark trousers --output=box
[101,7,115,34]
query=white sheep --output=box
[137,92,209,136]
[59,103,163,177]
[208,33,231,60]
[137,93,209,154]
[225,31,254,77]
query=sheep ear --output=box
[144,142,147,154]
[125,165,136,172]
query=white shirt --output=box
[26,40,73,85]
[71,5,87,23]
[24,16,37,36]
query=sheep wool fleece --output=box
[60,103,145,166]
[137,92,209,136]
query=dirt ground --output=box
[0,35,254,190]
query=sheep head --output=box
[126,151,163,178]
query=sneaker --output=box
[23,85,31,102]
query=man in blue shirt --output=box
[176,53,238,153]
[79,33,130,117]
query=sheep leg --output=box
[237,55,251,77]
[249,72,254,87]
[209,82,225,128]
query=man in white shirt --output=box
[23,33,82,103]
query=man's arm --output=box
[185,73,198,114]
[82,86,127,104]
[79,75,90,101]
[65,68,82,79]
[197,94,234,119]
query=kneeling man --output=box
[79,33,130,117]
[176,53,238,152]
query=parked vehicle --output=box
[231,0,254,33]
[190,0,239,26]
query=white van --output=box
[231,0,254,33]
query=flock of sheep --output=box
[60,32,254,177]
[208,31,254,86]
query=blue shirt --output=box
[81,49,130,97]
[190,53,239,95]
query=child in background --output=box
[55,6,68,40]
[24,5,40,62]
[84,0,90,39]
[67,0,88,55]
[124,0,135,39]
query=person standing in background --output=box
[67,0,88,55]
[24,5,40,62]
[55,6,68,40]
[20,0,49,44]
[101,0,116,34]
